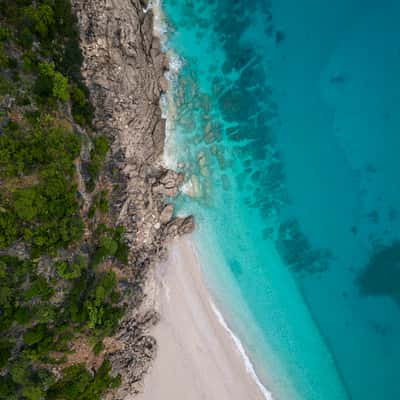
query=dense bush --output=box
[55,255,87,280]
[71,84,93,126]
[35,62,69,103]
[23,4,55,43]
[0,340,13,368]
[91,225,128,266]
[65,269,123,338]
[0,122,80,177]
[0,120,84,254]
[0,374,18,400]
[0,1,125,397]
[0,210,18,248]
[0,43,8,68]
[47,361,120,400]
[0,257,32,330]
[6,357,55,399]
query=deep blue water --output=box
[159,0,400,399]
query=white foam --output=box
[209,300,275,400]
[147,0,168,42]
[162,49,185,169]
[148,0,185,170]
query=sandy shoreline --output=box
[137,236,267,400]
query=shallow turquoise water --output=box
[160,1,400,399]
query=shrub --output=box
[71,84,93,126]
[24,275,53,301]
[30,216,84,256]
[92,341,104,355]
[24,325,47,346]
[23,4,55,43]
[84,272,123,336]
[92,226,128,266]
[10,358,31,385]
[0,375,17,400]
[0,123,81,177]
[0,3,124,396]
[99,236,118,257]
[0,27,10,42]
[48,364,92,399]
[13,188,41,221]
[0,210,17,249]
[32,303,56,325]
[35,62,69,103]
[47,360,120,400]
[0,340,13,368]
[52,71,69,102]
[22,384,45,400]
[88,203,96,219]
[14,306,31,325]
[22,51,37,73]
[0,43,8,68]
[113,226,128,263]
[17,27,34,49]
[55,255,87,280]
[92,236,118,267]
[99,191,109,213]
[86,136,109,191]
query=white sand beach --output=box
[137,236,267,400]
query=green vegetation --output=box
[35,62,69,103]
[55,255,87,280]
[89,190,109,218]
[86,135,109,192]
[0,119,84,255]
[47,361,120,400]
[92,225,129,267]
[0,1,126,398]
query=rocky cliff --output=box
[71,0,194,397]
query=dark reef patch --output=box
[357,241,400,306]
[276,219,331,275]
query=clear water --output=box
[159,0,400,399]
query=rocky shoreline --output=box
[71,0,194,398]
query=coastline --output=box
[72,0,194,397]
[72,0,274,398]
[138,236,269,400]
[144,2,274,399]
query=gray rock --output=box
[159,204,174,224]
[71,0,194,397]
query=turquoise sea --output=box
[157,0,400,399]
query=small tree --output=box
[0,211,17,248]
[13,188,40,221]
[35,62,69,102]
[55,255,87,280]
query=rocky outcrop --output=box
[71,0,194,398]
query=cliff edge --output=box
[71,0,194,398]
